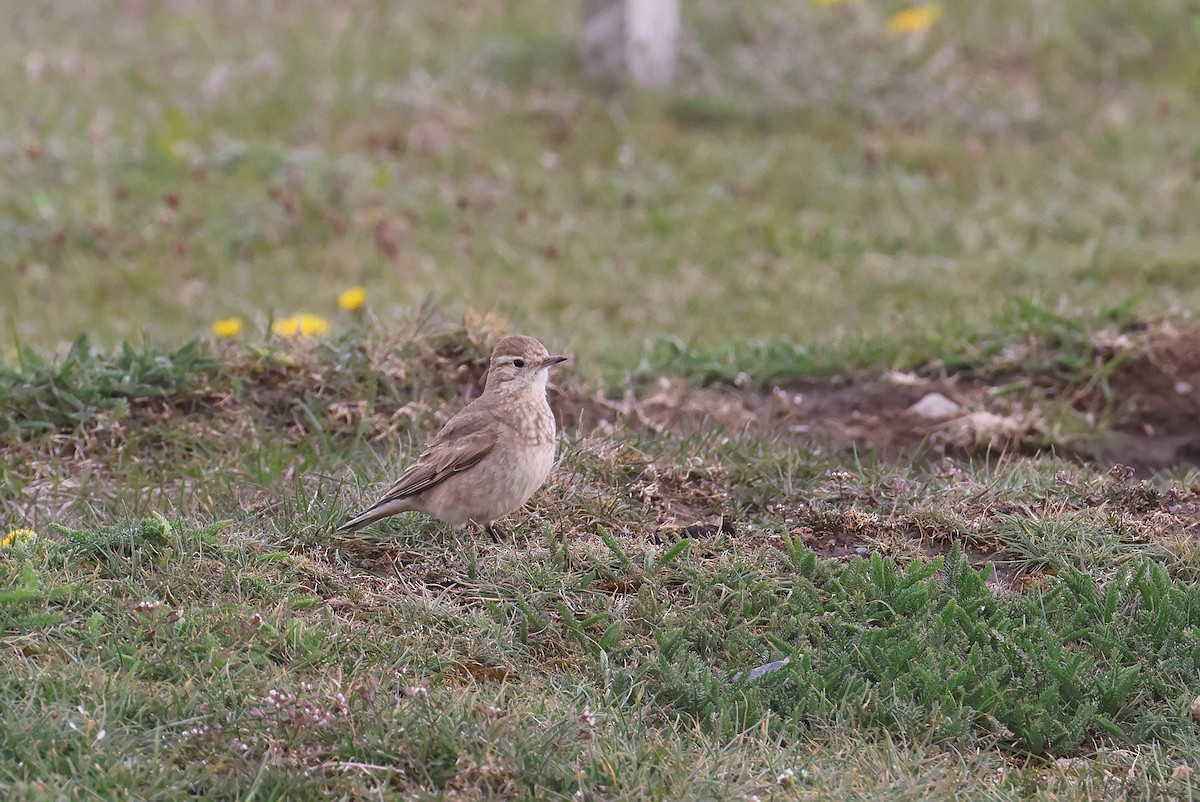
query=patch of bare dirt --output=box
[583,326,1200,475]
[1095,325,1200,473]
[579,372,1039,467]
[756,463,1200,589]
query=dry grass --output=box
[6,1,1200,798]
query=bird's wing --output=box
[371,405,497,504]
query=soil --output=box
[571,326,1200,476]
[1098,326,1200,473]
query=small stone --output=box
[965,411,1007,434]
[1175,381,1193,396]
[908,392,962,420]
[885,370,923,386]
[729,657,790,684]
[1190,696,1200,723]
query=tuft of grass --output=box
[0,336,218,435]
[648,544,1200,756]
[634,296,1146,387]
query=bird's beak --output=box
[541,355,568,369]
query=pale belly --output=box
[420,440,556,527]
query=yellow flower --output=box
[298,314,330,336]
[210,317,243,338]
[338,286,367,311]
[1,528,35,547]
[272,316,299,337]
[272,314,331,338]
[887,4,942,36]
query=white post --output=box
[625,0,678,87]
[581,0,678,88]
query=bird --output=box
[335,334,568,539]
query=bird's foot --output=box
[483,523,503,542]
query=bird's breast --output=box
[500,392,556,445]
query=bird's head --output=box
[484,335,567,393]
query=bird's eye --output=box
[512,359,525,368]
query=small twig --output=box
[324,760,397,773]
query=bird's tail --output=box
[333,498,413,535]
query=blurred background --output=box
[3,0,1199,375]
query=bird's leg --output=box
[484,523,502,542]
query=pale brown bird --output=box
[335,335,568,538]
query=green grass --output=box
[6,0,1200,798]
[4,1,1200,371]
[633,295,1145,386]
[5,451,1200,799]
[3,331,1200,798]
[657,547,1200,756]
